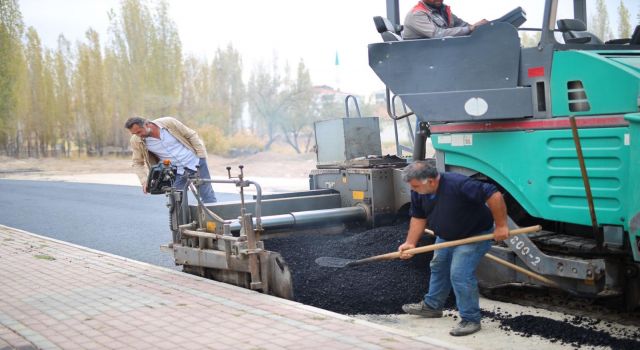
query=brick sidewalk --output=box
[0,225,455,350]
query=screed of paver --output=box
[0,225,455,350]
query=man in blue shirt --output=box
[398,160,508,336]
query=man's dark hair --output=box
[124,117,146,129]
[402,160,439,182]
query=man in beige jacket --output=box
[125,116,216,202]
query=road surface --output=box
[0,179,239,268]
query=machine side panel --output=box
[551,50,640,117]
[310,168,396,226]
[400,87,533,122]
[314,118,382,165]
[433,126,631,230]
[315,119,346,163]
[625,113,640,261]
[393,168,411,213]
[519,46,555,119]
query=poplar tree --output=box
[148,0,181,116]
[24,27,48,157]
[211,44,245,134]
[0,0,26,155]
[53,35,74,156]
[618,0,631,38]
[40,50,57,156]
[75,29,107,155]
[590,0,612,41]
[180,55,212,123]
[108,0,182,117]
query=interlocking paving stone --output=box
[0,225,455,349]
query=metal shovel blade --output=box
[315,256,355,268]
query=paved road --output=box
[0,179,240,268]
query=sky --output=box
[18,0,634,96]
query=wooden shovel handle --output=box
[355,225,541,265]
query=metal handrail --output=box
[344,95,362,118]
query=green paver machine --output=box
[370,0,640,308]
[162,0,640,310]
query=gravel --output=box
[264,222,435,314]
[487,308,640,349]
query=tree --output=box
[24,27,49,157]
[53,35,74,156]
[248,57,320,153]
[279,60,315,153]
[590,0,613,41]
[0,0,27,156]
[40,49,57,156]
[108,0,182,117]
[75,29,108,155]
[211,44,245,134]
[147,0,182,116]
[248,58,283,150]
[618,0,632,38]
[180,55,212,123]
[519,32,541,48]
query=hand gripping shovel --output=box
[315,225,541,268]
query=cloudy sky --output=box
[19,0,632,95]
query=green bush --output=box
[197,126,265,156]
[227,132,264,156]
[197,125,230,155]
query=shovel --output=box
[315,225,542,268]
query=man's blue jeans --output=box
[173,158,217,203]
[423,234,491,323]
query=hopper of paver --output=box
[162,116,410,299]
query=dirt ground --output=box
[0,151,317,192]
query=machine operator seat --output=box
[557,19,604,45]
[373,16,403,42]
[632,25,640,45]
[602,24,640,45]
[493,7,527,29]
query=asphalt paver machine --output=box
[372,0,640,308]
[161,113,408,299]
[162,0,640,309]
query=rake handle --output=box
[350,225,541,266]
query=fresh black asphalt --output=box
[0,179,239,268]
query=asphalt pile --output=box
[264,222,640,347]
[486,308,640,349]
[264,222,435,314]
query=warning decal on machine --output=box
[451,134,473,146]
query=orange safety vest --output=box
[412,1,453,27]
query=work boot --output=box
[449,320,481,336]
[401,301,443,318]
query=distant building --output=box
[371,90,386,105]
[312,85,363,106]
